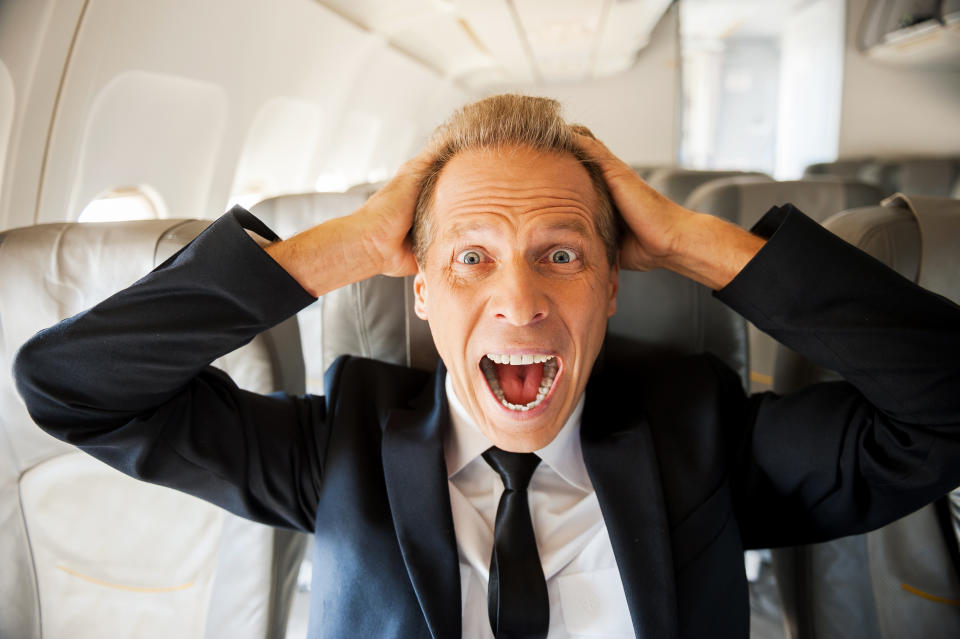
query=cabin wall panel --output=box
[68,71,228,222]
[230,98,325,205]
[484,3,680,167]
[0,0,86,230]
[838,0,960,158]
[0,61,15,215]
[27,0,466,226]
[314,44,471,189]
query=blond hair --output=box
[412,94,620,265]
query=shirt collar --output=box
[443,372,591,492]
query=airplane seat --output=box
[251,188,751,382]
[860,157,960,198]
[771,194,960,639]
[802,158,876,181]
[630,164,671,180]
[0,219,308,639]
[685,177,885,392]
[249,192,434,379]
[644,168,772,209]
[345,180,387,198]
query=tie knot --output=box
[482,447,541,491]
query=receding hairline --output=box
[412,94,621,265]
[431,144,604,207]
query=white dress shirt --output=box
[444,374,634,638]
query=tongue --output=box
[496,362,544,405]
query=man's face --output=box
[414,145,618,452]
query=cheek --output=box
[424,279,480,355]
[565,278,613,345]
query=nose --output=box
[490,258,549,326]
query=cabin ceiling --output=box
[315,0,674,88]
[681,0,800,41]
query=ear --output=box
[414,272,429,320]
[606,263,619,318]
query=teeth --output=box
[480,354,560,412]
[485,353,555,366]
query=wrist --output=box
[662,212,765,290]
[264,214,383,298]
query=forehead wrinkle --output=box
[441,208,594,242]
[443,181,595,207]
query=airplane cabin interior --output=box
[1,0,959,637]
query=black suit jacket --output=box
[14,206,960,638]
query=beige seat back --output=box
[0,219,306,639]
[772,194,960,639]
[644,168,772,210]
[861,158,960,198]
[803,158,877,181]
[252,193,440,391]
[686,178,884,391]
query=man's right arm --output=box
[13,152,431,531]
[12,208,328,530]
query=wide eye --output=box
[548,248,578,264]
[457,249,483,265]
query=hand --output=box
[354,147,435,277]
[574,133,764,289]
[265,146,435,297]
[574,133,695,272]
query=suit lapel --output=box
[581,385,679,639]
[382,365,461,639]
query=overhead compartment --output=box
[858,0,960,69]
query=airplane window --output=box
[77,187,162,223]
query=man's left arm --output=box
[713,204,960,546]
[579,135,960,545]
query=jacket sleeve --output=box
[714,204,960,548]
[13,207,329,532]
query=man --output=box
[14,95,960,638]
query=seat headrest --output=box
[821,193,960,304]
[250,193,440,374]
[862,158,960,198]
[249,192,369,237]
[1,218,305,472]
[609,269,749,387]
[687,178,884,229]
[645,169,772,210]
[631,165,670,180]
[803,158,876,179]
[345,181,387,197]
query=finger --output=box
[574,134,636,182]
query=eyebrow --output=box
[442,218,592,240]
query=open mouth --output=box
[479,353,560,412]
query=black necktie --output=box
[482,447,549,639]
